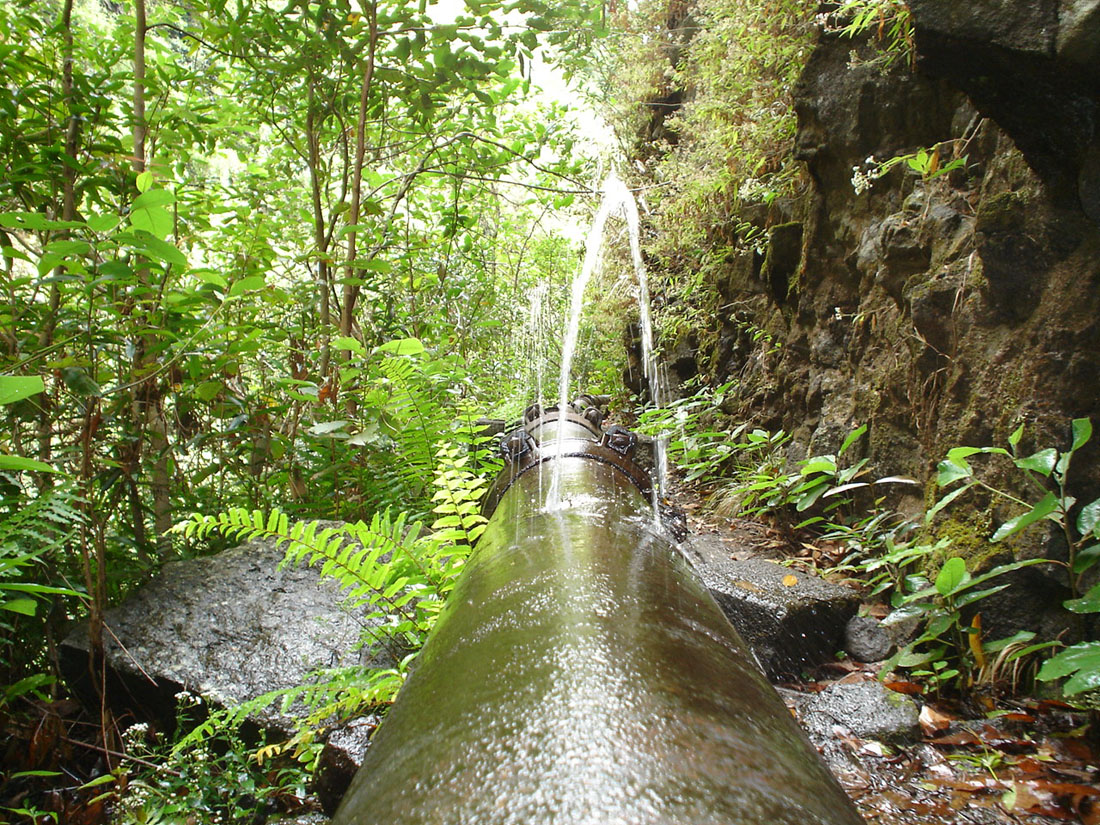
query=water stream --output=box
[548,173,668,518]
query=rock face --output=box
[656,4,1100,640]
[685,535,860,678]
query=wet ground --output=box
[681,499,1100,825]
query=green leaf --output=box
[1073,544,1100,575]
[1064,583,1100,614]
[308,420,349,435]
[136,170,154,193]
[954,583,1010,607]
[1014,448,1058,476]
[1077,497,1100,538]
[926,483,974,522]
[0,375,45,405]
[228,276,266,297]
[838,424,867,456]
[1071,418,1092,452]
[794,482,829,511]
[0,455,60,473]
[194,380,223,401]
[897,648,938,668]
[1008,423,1024,449]
[0,212,82,231]
[960,557,1049,591]
[1,598,37,616]
[87,214,121,233]
[1037,642,1100,695]
[936,459,972,487]
[132,189,175,210]
[133,231,187,267]
[80,773,117,790]
[925,613,952,639]
[129,203,173,239]
[991,491,1058,542]
[376,337,425,356]
[333,336,366,354]
[935,557,967,596]
[800,457,837,476]
[193,269,228,289]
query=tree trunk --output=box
[340,1,378,341]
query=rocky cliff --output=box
[643,1,1100,636]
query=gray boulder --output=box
[683,536,860,679]
[60,532,391,735]
[60,530,394,810]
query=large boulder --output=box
[59,528,394,814]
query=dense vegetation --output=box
[0,0,611,818]
[3,0,1098,821]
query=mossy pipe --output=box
[332,420,863,825]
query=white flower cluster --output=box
[738,177,764,202]
[851,156,884,195]
[121,722,149,748]
[120,779,153,813]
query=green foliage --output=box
[635,379,747,485]
[821,0,914,69]
[588,0,812,367]
[1037,632,1100,697]
[930,418,1099,597]
[708,423,918,522]
[172,442,489,761]
[851,141,968,194]
[113,692,314,824]
[882,554,1049,692]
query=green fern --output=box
[171,442,492,750]
[0,486,85,703]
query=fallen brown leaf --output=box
[919,703,955,736]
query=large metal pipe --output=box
[332,408,863,825]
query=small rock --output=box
[802,681,920,744]
[844,616,895,662]
[880,608,921,645]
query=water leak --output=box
[549,172,668,517]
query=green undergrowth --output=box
[648,384,1098,701]
[83,440,497,822]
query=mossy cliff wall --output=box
[639,1,1100,632]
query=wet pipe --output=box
[333,401,864,825]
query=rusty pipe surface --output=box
[332,414,863,825]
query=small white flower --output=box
[174,690,199,706]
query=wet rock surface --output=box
[314,715,379,816]
[684,534,859,678]
[59,531,386,734]
[844,616,895,663]
[800,680,920,745]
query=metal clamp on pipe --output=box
[483,402,653,518]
